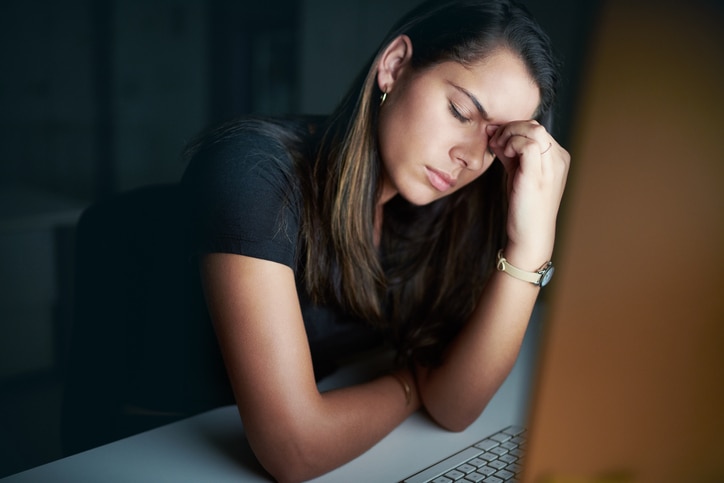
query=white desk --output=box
[2,316,541,483]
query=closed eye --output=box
[448,102,470,123]
[450,101,495,156]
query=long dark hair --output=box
[185,0,560,366]
[299,0,559,365]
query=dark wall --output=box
[0,0,597,202]
[0,0,299,201]
[0,0,601,476]
[0,0,600,386]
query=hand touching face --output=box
[487,118,570,268]
[376,39,541,206]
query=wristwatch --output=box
[496,250,555,287]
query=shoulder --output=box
[181,117,320,206]
[183,118,295,180]
[179,117,322,266]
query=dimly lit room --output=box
[1,1,722,481]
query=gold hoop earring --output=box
[380,91,388,106]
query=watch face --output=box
[540,265,555,287]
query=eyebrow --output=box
[450,83,490,120]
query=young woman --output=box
[182,0,569,481]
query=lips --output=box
[425,166,457,192]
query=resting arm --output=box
[417,119,569,431]
[415,257,539,431]
[200,253,420,483]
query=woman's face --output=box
[377,47,541,206]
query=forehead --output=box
[427,50,541,123]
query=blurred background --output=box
[3,0,720,478]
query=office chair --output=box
[61,183,235,456]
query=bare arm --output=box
[417,120,570,431]
[200,253,420,483]
[416,262,539,431]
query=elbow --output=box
[429,409,480,433]
[265,464,310,483]
[416,368,494,433]
[264,458,318,483]
[443,418,476,433]
[250,433,323,483]
[421,390,491,433]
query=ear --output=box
[376,35,413,94]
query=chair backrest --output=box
[61,184,234,456]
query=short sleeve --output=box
[181,123,301,269]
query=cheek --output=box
[378,104,428,166]
[386,81,441,142]
[376,112,400,168]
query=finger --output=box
[487,123,515,172]
[500,133,544,168]
[490,139,518,176]
[490,120,550,156]
[501,130,570,188]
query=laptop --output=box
[401,1,724,481]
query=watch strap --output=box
[496,250,553,286]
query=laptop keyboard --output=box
[401,426,527,483]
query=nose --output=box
[453,130,492,172]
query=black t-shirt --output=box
[181,119,383,378]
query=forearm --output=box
[416,267,540,431]
[202,254,420,482]
[248,369,420,483]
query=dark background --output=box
[0,0,599,477]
